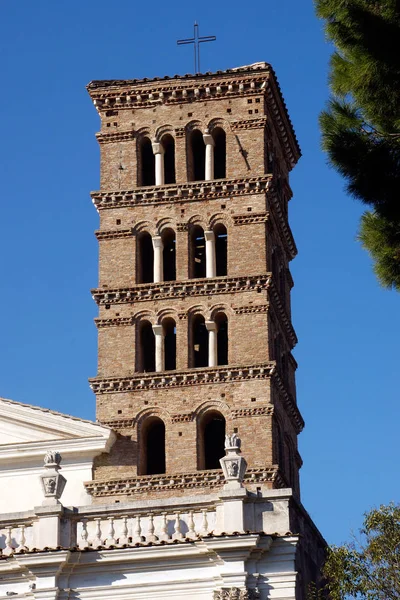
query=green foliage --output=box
[314,0,400,289]
[322,503,400,600]
[359,211,400,290]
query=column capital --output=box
[205,320,217,332]
[203,131,215,146]
[204,230,215,242]
[152,235,164,249]
[151,141,165,155]
[152,324,164,336]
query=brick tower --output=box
[87,62,305,503]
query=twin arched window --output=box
[139,410,226,475]
[137,312,228,374]
[138,126,227,187]
[137,224,227,284]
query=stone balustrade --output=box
[76,507,216,549]
[91,176,272,210]
[0,520,34,555]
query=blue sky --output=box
[0,0,398,545]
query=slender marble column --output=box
[203,130,215,181]
[204,230,217,278]
[205,321,218,367]
[152,141,165,186]
[152,235,164,282]
[152,324,165,372]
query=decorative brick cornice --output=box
[92,274,271,306]
[268,191,297,260]
[91,175,272,211]
[231,117,267,131]
[232,405,274,419]
[84,465,286,498]
[233,304,269,315]
[100,418,135,429]
[271,370,304,433]
[89,362,275,395]
[171,412,193,423]
[95,229,133,241]
[96,130,136,144]
[95,317,133,328]
[267,280,298,347]
[233,212,269,226]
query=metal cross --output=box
[177,22,216,74]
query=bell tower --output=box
[87,62,304,502]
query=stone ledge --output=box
[92,274,271,306]
[84,466,287,497]
[89,362,275,394]
[90,175,272,210]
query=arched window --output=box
[163,318,176,371]
[139,137,155,186]
[213,127,226,179]
[273,417,285,469]
[214,224,228,276]
[190,225,206,278]
[138,320,155,372]
[137,232,154,284]
[162,228,176,281]
[215,312,228,366]
[189,130,205,181]
[192,314,208,368]
[199,411,226,470]
[141,417,166,475]
[162,134,176,184]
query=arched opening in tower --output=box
[137,232,154,283]
[214,223,228,276]
[192,314,208,368]
[215,312,228,366]
[162,228,176,281]
[189,130,205,181]
[163,318,176,371]
[190,225,206,278]
[142,418,166,475]
[139,137,155,186]
[162,134,176,184]
[213,127,226,179]
[201,411,226,470]
[139,320,155,372]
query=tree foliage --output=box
[308,503,400,600]
[315,0,400,290]
[323,503,400,600]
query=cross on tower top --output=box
[177,22,216,74]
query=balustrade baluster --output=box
[172,512,183,540]
[78,519,90,549]
[132,514,142,543]
[106,517,117,547]
[3,526,14,555]
[16,524,28,551]
[158,512,169,541]
[93,518,103,548]
[200,509,209,536]
[119,516,129,545]
[187,510,197,539]
[147,513,157,542]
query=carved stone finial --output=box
[44,450,62,468]
[220,433,247,489]
[225,433,241,450]
[40,450,66,505]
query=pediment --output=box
[0,397,108,446]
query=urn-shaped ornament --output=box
[39,450,66,504]
[220,434,247,487]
